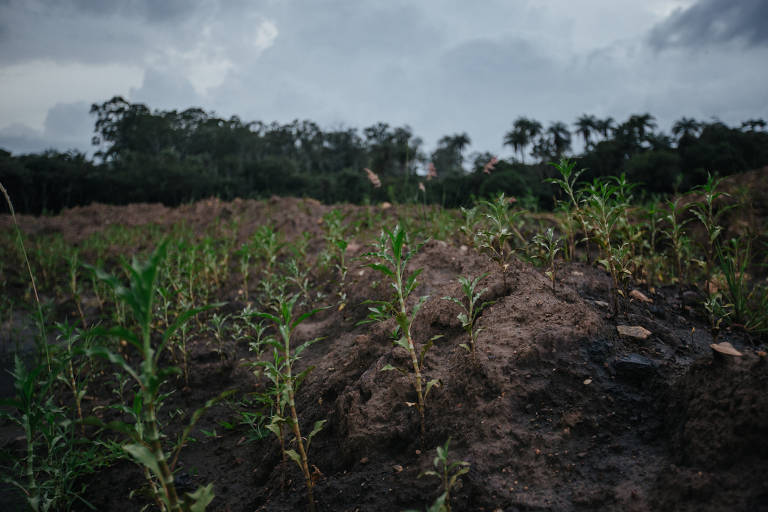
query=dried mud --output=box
[1,193,767,512]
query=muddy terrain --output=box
[1,187,767,512]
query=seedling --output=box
[690,173,736,295]
[442,273,493,362]
[531,227,562,292]
[208,312,231,362]
[476,193,524,273]
[363,225,440,441]
[417,439,470,512]
[703,293,732,341]
[547,158,592,263]
[583,178,629,315]
[253,294,325,512]
[322,209,350,309]
[85,240,230,511]
[0,356,101,511]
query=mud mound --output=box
[649,352,768,511]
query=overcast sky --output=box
[1,0,767,158]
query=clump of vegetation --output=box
[85,241,231,512]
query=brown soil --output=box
[1,190,767,512]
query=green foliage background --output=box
[2,97,767,214]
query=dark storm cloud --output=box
[649,0,768,49]
[0,0,212,65]
[44,0,202,23]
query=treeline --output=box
[1,96,767,214]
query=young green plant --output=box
[414,439,470,512]
[363,225,440,441]
[531,227,562,292]
[441,273,493,362]
[253,294,325,512]
[85,240,229,512]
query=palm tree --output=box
[627,113,657,142]
[432,132,472,175]
[595,117,616,140]
[574,114,598,150]
[547,122,572,158]
[503,129,527,163]
[672,117,702,143]
[503,117,542,164]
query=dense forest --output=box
[1,96,767,214]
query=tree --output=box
[431,133,471,176]
[672,117,702,145]
[741,118,767,132]
[595,117,616,140]
[547,122,572,158]
[574,114,598,150]
[503,117,542,164]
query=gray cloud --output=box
[1,0,767,158]
[0,102,93,154]
[649,0,768,50]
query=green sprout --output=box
[531,227,562,292]
[253,294,325,512]
[85,240,231,512]
[363,224,441,442]
[442,273,493,362]
[476,193,524,273]
[415,439,470,512]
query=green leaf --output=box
[123,443,161,479]
[306,419,326,451]
[380,364,407,374]
[367,262,395,278]
[186,483,215,512]
[393,336,411,351]
[285,449,303,468]
[424,378,440,401]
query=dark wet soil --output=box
[1,193,767,512]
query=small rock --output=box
[630,290,652,303]
[360,457,369,464]
[617,325,652,340]
[583,378,592,385]
[393,464,403,473]
[614,353,656,380]
[594,300,609,309]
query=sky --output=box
[0,0,767,158]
